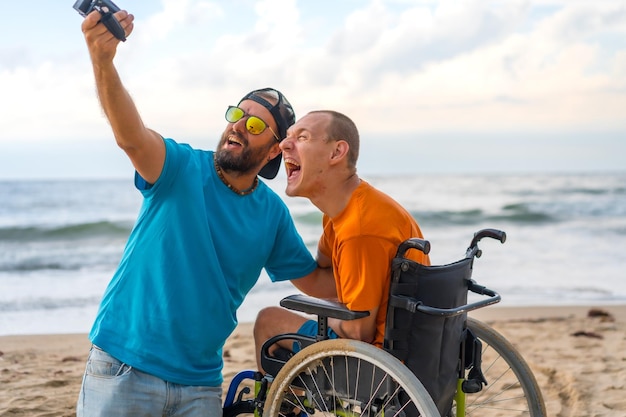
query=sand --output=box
[1,304,625,416]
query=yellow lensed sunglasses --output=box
[225,106,280,141]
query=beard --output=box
[215,131,274,175]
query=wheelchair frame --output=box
[222,229,547,417]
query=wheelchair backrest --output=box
[384,254,473,416]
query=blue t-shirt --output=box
[89,138,317,386]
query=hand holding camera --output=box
[73,0,127,41]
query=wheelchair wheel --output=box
[264,338,440,417]
[455,318,547,417]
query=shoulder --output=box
[356,180,393,201]
[140,139,212,191]
[346,181,401,216]
[162,139,215,174]
[163,138,206,157]
[255,181,291,219]
[338,181,414,234]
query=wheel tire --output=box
[456,318,547,417]
[264,338,440,417]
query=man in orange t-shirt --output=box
[253,110,429,369]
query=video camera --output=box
[73,0,126,41]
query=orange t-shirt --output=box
[318,181,430,347]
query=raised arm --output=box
[81,10,165,184]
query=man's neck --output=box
[214,156,259,196]
[311,173,361,218]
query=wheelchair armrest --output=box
[280,294,369,320]
[260,333,316,377]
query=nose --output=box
[279,136,293,151]
[230,117,249,136]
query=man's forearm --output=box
[329,315,376,343]
[291,266,337,298]
[93,61,146,151]
[90,59,165,183]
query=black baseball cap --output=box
[238,88,295,179]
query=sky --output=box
[1,0,625,179]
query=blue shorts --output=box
[294,320,339,352]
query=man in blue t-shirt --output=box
[77,9,335,417]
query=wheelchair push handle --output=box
[467,228,506,259]
[395,238,431,258]
[395,229,505,260]
[390,228,506,318]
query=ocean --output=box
[1,172,625,336]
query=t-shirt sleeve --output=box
[135,138,181,195]
[264,205,317,282]
[335,236,394,312]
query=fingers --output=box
[81,9,135,64]
[115,11,135,38]
[81,10,103,32]
[81,9,134,40]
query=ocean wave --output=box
[0,220,133,242]
[0,257,117,272]
[0,246,123,272]
[498,203,555,222]
[293,204,556,227]
[513,185,626,197]
[412,204,554,226]
[564,187,618,195]
[292,211,324,225]
[0,260,76,272]
[0,296,101,312]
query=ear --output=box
[329,140,350,165]
[267,142,282,161]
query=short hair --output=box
[310,110,360,168]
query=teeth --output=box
[228,135,243,146]
[284,158,300,168]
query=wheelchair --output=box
[223,228,547,417]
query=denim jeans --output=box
[77,346,222,417]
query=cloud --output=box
[0,46,34,71]
[1,0,625,146]
[540,1,626,42]
[135,0,225,43]
[314,0,626,133]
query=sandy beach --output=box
[1,305,624,416]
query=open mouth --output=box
[226,135,244,148]
[284,158,301,179]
